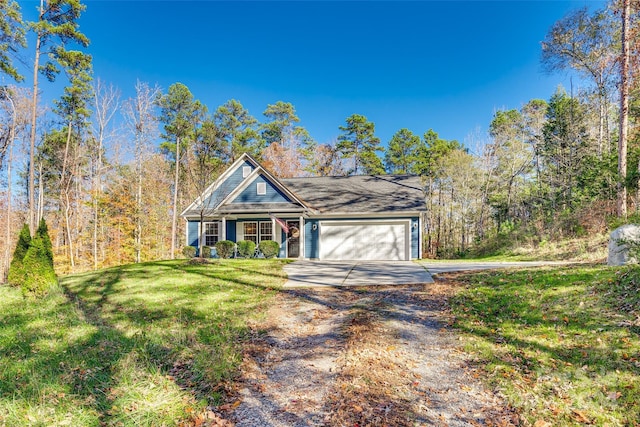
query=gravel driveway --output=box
[228,280,519,426]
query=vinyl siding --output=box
[230,174,291,204]
[411,217,419,259]
[226,220,236,242]
[187,221,199,248]
[200,160,254,210]
[305,219,319,259]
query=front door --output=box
[287,220,300,258]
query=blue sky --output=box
[22,0,605,150]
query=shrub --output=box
[215,241,235,259]
[236,240,256,258]
[201,246,212,258]
[258,240,280,258]
[36,218,54,267]
[182,246,196,259]
[7,224,31,287]
[21,230,57,297]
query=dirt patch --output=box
[224,280,519,426]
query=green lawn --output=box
[450,264,640,426]
[0,259,286,427]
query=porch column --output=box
[271,217,277,242]
[221,217,226,241]
[298,215,305,259]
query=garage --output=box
[319,220,410,261]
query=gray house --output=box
[181,153,426,260]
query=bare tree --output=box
[122,81,160,263]
[91,78,120,269]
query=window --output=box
[242,166,251,178]
[243,221,273,244]
[204,222,219,246]
[259,222,273,242]
[257,182,267,195]
[243,222,258,243]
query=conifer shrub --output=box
[36,218,54,268]
[7,224,31,287]
[215,240,235,259]
[21,226,57,297]
[236,240,256,258]
[258,240,280,258]
[182,246,197,259]
[200,246,212,258]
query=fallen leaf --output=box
[534,420,551,427]
[572,409,590,423]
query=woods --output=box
[1,1,640,279]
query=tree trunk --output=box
[135,152,142,263]
[618,0,631,219]
[170,137,180,259]
[4,116,15,280]
[28,1,45,235]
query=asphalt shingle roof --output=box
[280,175,425,214]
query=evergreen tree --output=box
[337,114,384,175]
[385,128,421,174]
[21,227,57,297]
[36,218,54,268]
[7,224,31,286]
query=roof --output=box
[181,153,426,218]
[281,174,425,214]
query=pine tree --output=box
[7,224,31,286]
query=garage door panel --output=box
[320,221,408,261]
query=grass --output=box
[449,264,640,426]
[0,259,287,427]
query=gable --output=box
[194,160,256,212]
[229,174,293,204]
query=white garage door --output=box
[319,221,410,261]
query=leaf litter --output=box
[217,283,518,426]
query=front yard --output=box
[0,259,286,426]
[2,258,640,426]
[450,265,640,426]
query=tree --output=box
[305,142,346,176]
[36,217,53,267]
[89,79,119,269]
[214,99,261,163]
[384,128,421,174]
[415,129,462,256]
[541,6,617,155]
[189,118,226,255]
[123,81,158,264]
[540,88,592,229]
[261,101,314,177]
[337,114,384,175]
[7,223,30,286]
[52,49,93,269]
[157,83,205,259]
[618,0,632,218]
[488,109,533,231]
[0,0,26,82]
[21,219,57,296]
[27,0,90,235]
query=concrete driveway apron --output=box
[283,260,434,288]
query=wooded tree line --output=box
[0,1,639,279]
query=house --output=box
[181,153,426,260]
